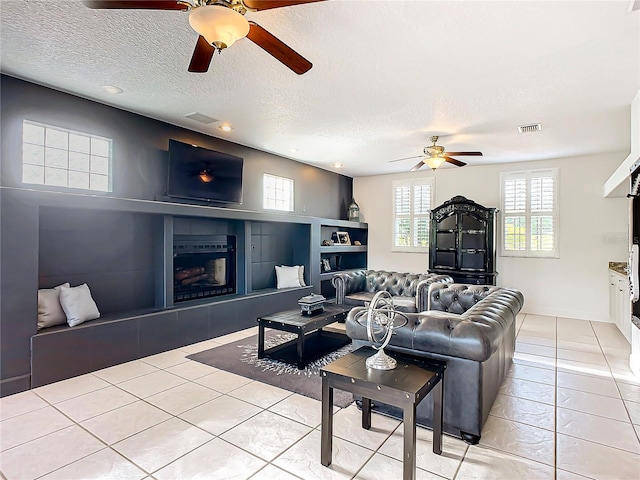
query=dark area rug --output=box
[187,332,355,408]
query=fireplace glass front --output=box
[173,235,236,303]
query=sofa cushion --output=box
[365,271,436,297]
[428,283,497,313]
[345,292,418,312]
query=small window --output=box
[500,168,558,257]
[21,120,112,192]
[392,178,434,252]
[263,173,294,212]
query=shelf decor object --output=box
[352,291,408,370]
[348,197,360,222]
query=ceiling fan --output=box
[83,0,325,74]
[390,136,483,171]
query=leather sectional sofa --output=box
[331,269,453,312]
[345,283,525,444]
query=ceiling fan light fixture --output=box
[188,5,250,49]
[425,156,446,170]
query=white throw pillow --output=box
[275,265,304,289]
[59,283,101,327]
[37,282,70,330]
[297,265,306,287]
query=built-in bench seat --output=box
[31,286,311,387]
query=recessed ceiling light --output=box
[333,162,344,168]
[290,148,299,153]
[101,85,123,94]
[218,124,233,132]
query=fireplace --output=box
[173,235,236,303]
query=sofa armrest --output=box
[332,270,367,304]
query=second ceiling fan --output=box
[390,136,483,171]
[83,0,325,74]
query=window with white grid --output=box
[501,169,558,257]
[392,178,433,252]
[263,173,294,212]
[21,120,112,192]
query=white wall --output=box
[353,153,629,322]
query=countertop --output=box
[609,262,628,276]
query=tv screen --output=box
[167,140,243,204]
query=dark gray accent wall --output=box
[250,221,310,291]
[0,75,352,219]
[0,74,354,395]
[39,208,159,315]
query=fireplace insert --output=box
[173,235,236,303]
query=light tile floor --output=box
[1,316,639,479]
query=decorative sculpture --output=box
[353,291,408,370]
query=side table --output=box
[257,305,350,369]
[320,347,446,480]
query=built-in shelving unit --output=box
[318,221,369,298]
[0,187,367,389]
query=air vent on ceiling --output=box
[517,123,542,133]
[184,112,218,124]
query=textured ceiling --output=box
[1,0,639,177]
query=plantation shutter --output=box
[413,183,431,247]
[394,184,411,247]
[393,179,433,251]
[502,175,527,252]
[530,173,555,252]
[501,169,558,257]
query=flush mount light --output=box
[333,162,344,168]
[188,4,249,50]
[218,124,233,132]
[101,85,123,94]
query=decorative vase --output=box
[348,197,360,222]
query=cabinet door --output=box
[609,273,618,326]
[614,275,632,343]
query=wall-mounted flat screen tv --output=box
[167,139,243,204]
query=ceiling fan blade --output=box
[188,36,215,73]
[410,160,425,172]
[243,0,326,11]
[445,156,467,167]
[83,0,187,10]
[389,155,422,163]
[445,151,483,156]
[246,22,312,75]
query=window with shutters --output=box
[263,173,294,212]
[500,169,558,257]
[21,120,112,192]
[392,178,434,252]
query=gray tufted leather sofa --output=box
[331,270,453,312]
[346,283,524,444]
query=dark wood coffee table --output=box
[320,347,446,480]
[257,305,351,369]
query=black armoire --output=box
[428,196,497,285]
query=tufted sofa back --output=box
[428,283,497,313]
[365,270,438,297]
